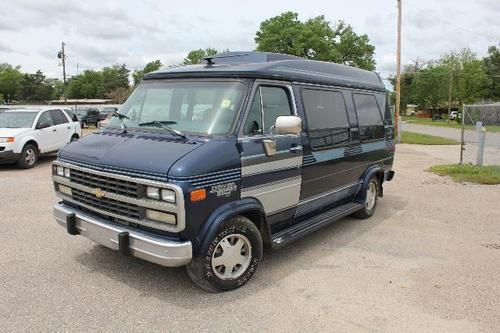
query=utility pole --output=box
[395,0,402,141]
[447,55,453,124]
[57,42,67,103]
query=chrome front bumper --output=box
[53,203,192,267]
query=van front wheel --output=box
[353,176,379,219]
[187,216,263,292]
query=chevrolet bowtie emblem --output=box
[94,188,106,199]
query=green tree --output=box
[483,45,500,100]
[441,49,489,104]
[255,12,376,70]
[183,48,218,65]
[389,61,423,113]
[132,60,162,85]
[414,63,449,109]
[102,64,129,94]
[18,70,54,102]
[66,70,104,99]
[0,63,23,103]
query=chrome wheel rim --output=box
[25,148,36,165]
[211,234,252,280]
[365,182,377,210]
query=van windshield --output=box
[106,81,247,135]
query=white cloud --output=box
[0,0,497,84]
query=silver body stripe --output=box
[241,156,302,176]
[241,176,302,215]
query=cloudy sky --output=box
[0,0,498,87]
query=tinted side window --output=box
[51,110,69,125]
[37,111,55,127]
[243,86,292,135]
[353,94,383,126]
[352,93,385,140]
[64,109,79,122]
[302,89,348,129]
[302,89,350,149]
[261,86,292,134]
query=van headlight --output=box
[55,166,71,178]
[146,186,176,203]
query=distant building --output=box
[48,99,114,105]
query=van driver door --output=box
[238,82,303,223]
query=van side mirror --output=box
[37,121,51,129]
[275,116,302,135]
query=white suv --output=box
[0,108,81,168]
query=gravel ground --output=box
[0,144,499,332]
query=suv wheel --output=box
[353,176,379,219]
[17,144,38,169]
[187,215,263,292]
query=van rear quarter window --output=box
[302,88,349,149]
[352,93,385,141]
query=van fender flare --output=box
[356,166,385,202]
[193,198,268,256]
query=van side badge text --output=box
[210,182,237,197]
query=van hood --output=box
[0,128,32,137]
[58,131,204,177]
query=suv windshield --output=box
[106,81,247,135]
[0,112,38,128]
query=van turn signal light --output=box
[190,189,206,202]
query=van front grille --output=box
[70,168,141,198]
[71,188,143,220]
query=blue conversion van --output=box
[52,52,395,292]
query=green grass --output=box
[402,116,500,133]
[400,131,459,145]
[428,164,500,185]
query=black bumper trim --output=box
[66,212,79,235]
[0,149,21,163]
[118,231,130,256]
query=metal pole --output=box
[395,0,402,140]
[447,55,453,124]
[460,104,466,164]
[476,121,486,166]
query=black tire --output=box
[353,176,379,219]
[70,134,79,142]
[187,215,263,292]
[81,121,86,129]
[17,143,38,169]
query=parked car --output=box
[449,111,462,122]
[0,108,81,168]
[98,106,118,128]
[51,52,395,291]
[75,107,100,128]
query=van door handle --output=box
[52,129,57,132]
[289,145,302,153]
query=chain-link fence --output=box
[460,103,500,166]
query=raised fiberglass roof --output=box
[144,52,385,92]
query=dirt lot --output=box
[0,144,499,332]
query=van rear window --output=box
[352,94,383,126]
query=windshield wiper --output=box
[112,111,130,133]
[138,120,186,139]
